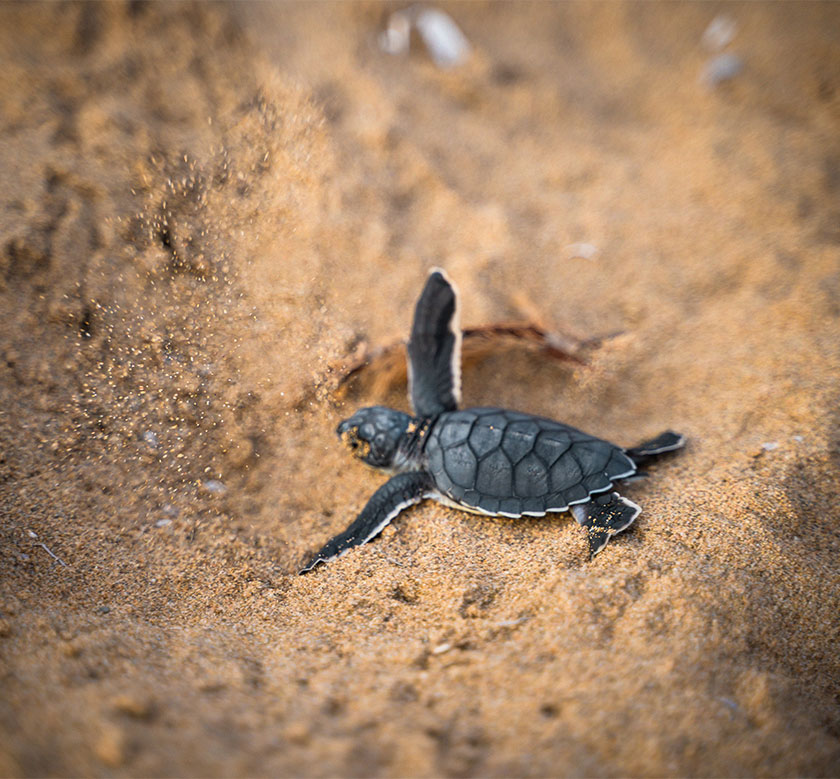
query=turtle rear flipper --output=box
[625,431,685,466]
[570,492,641,558]
[300,471,432,573]
[407,269,461,418]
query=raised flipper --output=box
[570,491,642,559]
[625,431,685,467]
[407,269,461,418]
[300,471,433,573]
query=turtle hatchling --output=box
[300,270,685,573]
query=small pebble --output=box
[141,430,158,448]
[284,722,310,745]
[94,723,126,767]
[719,696,740,718]
[162,503,179,517]
[761,442,779,451]
[154,518,172,528]
[112,694,154,720]
[202,479,227,495]
[432,642,451,655]
[792,435,804,443]
[702,53,743,87]
[564,242,599,261]
[97,605,111,614]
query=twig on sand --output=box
[27,529,68,567]
[332,320,613,401]
[36,543,68,567]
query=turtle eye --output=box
[373,433,387,452]
[340,427,362,453]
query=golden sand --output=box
[1,3,839,776]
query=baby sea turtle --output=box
[300,270,684,573]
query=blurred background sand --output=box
[1,2,839,776]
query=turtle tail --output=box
[625,430,685,467]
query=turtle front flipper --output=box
[407,269,462,418]
[570,492,642,559]
[300,471,433,574]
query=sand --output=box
[1,2,839,776]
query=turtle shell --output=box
[425,407,636,517]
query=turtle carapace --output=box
[300,270,685,573]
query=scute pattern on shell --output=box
[427,407,636,516]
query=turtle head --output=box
[337,406,413,470]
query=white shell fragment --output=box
[497,616,528,628]
[702,15,737,51]
[415,8,470,68]
[702,53,744,87]
[564,242,599,261]
[378,5,471,69]
[378,9,411,56]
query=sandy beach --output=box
[1,2,839,775]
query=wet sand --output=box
[1,2,839,776]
